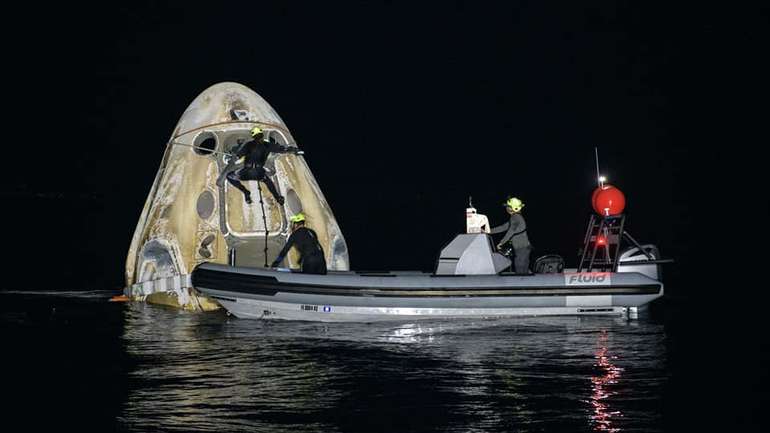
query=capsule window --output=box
[196,190,216,220]
[193,132,218,156]
[268,130,289,146]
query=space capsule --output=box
[124,82,349,309]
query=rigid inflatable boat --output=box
[192,225,667,322]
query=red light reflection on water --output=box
[590,330,624,432]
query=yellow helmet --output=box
[250,126,263,137]
[504,197,524,212]
[289,212,306,223]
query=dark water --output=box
[2,290,767,432]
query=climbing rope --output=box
[256,181,270,267]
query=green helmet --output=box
[504,197,524,212]
[289,212,306,223]
[250,126,263,137]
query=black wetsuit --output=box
[491,213,532,274]
[226,138,295,204]
[271,226,327,274]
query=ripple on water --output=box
[117,303,667,433]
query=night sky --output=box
[4,2,766,296]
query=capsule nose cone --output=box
[174,82,293,142]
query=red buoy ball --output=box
[592,184,626,216]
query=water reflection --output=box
[590,330,623,432]
[119,305,667,432]
[386,322,437,343]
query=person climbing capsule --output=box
[490,197,533,274]
[225,126,300,205]
[270,213,327,275]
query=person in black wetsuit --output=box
[270,213,327,274]
[490,197,533,274]
[225,126,300,205]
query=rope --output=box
[171,141,234,157]
[256,181,270,267]
[172,120,291,141]
[170,140,303,159]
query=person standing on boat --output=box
[491,197,532,274]
[270,213,327,274]
[225,126,299,205]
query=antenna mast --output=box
[594,147,601,187]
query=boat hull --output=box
[192,263,663,322]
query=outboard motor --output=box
[618,245,661,280]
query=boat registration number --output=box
[300,304,333,313]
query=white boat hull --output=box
[215,296,632,322]
[194,263,662,322]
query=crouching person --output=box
[270,213,327,275]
